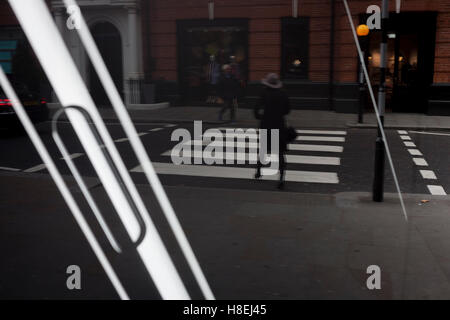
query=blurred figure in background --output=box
[206,55,221,104]
[218,64,239,122]
[254,73,291,190]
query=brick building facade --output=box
[1,0,450,115]
[145,0,450,115]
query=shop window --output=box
[0,40,17,74]
[281,18,309,79]
[177,19,248,102]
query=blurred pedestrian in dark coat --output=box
[218,64,239,122]
[254,73,291,189]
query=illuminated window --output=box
[281,17,309,79]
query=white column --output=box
[127,6,139,79]
[126,5,141,104]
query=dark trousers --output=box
[219,98,235,121]
[256,128,287,181]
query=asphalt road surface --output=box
[0,119,449,300]
[0,120,448,196]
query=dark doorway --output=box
[177,19,248,104]
[89,22,123,107]
[365,12,437,113]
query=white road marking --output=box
[149,128,163,132]
[404,141,416,147]
[297,136,345,142]
[131,162,339,184]
[296,130,347,135]
[60,153,84,160]
[162,150,340,165]
[0,166,21,172]
[408,149,423,156]
[420,170,437,180]
[181,140,344,153]
[400,135,411,141]
[409,131,450,137]
[205,131,347,143]
[398,130,408,135]
[413,158,428,166]
[216,128,347,136]
[286,155,340,165]
[114,138,129,142]
[24,164,47,173]
[204,131,258,140]
[138,132,148,137]
[165,124,177,128]
[427,185,447,196]
[288,144,344,153]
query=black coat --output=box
[218,74,240,100]
[254,87,291,130]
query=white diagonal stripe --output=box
[408,149,423,156]
[131,162,339,184]
[397,130,408,134]
[400,135,411,141]
[420,170,437,180]
[427,185,447,195]
[413,158,428,166]
[404,141,416,147]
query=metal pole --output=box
[358,58,365,124]
[373,0,389,202]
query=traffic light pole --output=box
[373,0,389,202]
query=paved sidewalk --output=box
[50,105,450,130]
[1,171,449,299]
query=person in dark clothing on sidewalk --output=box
[254,73,291,189]
[218,64,239,122]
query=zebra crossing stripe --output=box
[420,170,437,180]
[404,141,416,147]
[296,130,347,135]
[131,162,339,184]
[288,144,344,153]
[0,166,21,172]
[216,128,347,136]
[24,164,46,173]
[427,185,447,196]
[181,140,344,153]
[297,136,345,143]
[413,158,428,166]
[162,151,340,165]
[60,153,84,160]
[408,149,423,156]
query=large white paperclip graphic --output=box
[4,0,214,300]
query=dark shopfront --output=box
[177,19,248,105]
[362,11,438,114]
